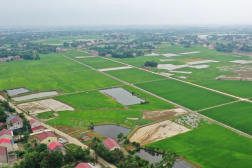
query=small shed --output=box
[82,136,90,142]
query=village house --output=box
[103,138,120,151]
[77,44,86,50]
[6,48,11,52]
[75,162,95,168]
[13,56,20,60]
[0,129,13,140]
[36,131,57,145]
[48,142,66,155]
[7,116,23,131]
[61,48,67,52]
[0,146,8,165]
[29,119,44,133]
[0,123,4,128]
[56,47,61,52]
[0,139,12,151]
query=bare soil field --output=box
[17,102,51,114]
[130,120,190,145]
[37,99,74,111]
[217,64,252,81]
[142,108,187,120]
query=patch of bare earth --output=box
[142,108,187,120]
[37,99,74,111]
[17,102,51,114]
[130,120,190,145]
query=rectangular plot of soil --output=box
[17,102,51,114]
[37,99,74,111]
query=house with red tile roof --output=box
[31,125,44,133]
[0,129,12,140]
[48,142,66,155]
[0,146,8,164]
[36,131,57,145]
[103,138,120,151]
[29,119,44,132]
[7,116,23,131]
[75,162,95,168]
[0,139,12,151]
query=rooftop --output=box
[103,138,120,150]
[37,131,56,141]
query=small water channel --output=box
[172,159,193,168]
[12,91,58,102]
[99,87,144,106]
[93,125,130,139]
[135,149,163,164]
[7,88,29,96]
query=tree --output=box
[40,151,63,168]
[117,133,124,140]
[35,54,40,60]
[144,61,158,67]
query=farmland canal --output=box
[93,125,130,139]
[99,87,144,105]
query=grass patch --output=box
[148,123,252,168]
[106,68,165,83]
[46,109,141,128]
[136,79,236,111]
[200,101,252,135]
[55,90,124,109]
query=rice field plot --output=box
[147,124,252,168]
[0,53,89,79]
[64,50,92,57]
[123,85,175,111]
[200,101,252,135]
[46,109,141,128]
[75,57,124,69]
[110,56,167,67]
[196,80,252,98]
[0,70,122,93]
[135,79,236,111]
[55,90,124,110]
[105,68,165,83]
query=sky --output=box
[0,0,252,27]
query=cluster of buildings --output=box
[0,56,20,62]
[56,47,67,53]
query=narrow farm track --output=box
[65,53,252,139]
[0,95,116,168]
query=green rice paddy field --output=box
[0,70,122,93]
[148,124,252,168]
[55,90,124,109]
[74,57,124,69]
[196,80,252,98]
[0,53,122,92]
[136,79,236,110]
[106,68,165,83]
[200,101,252,135]
[46,109,141,128]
